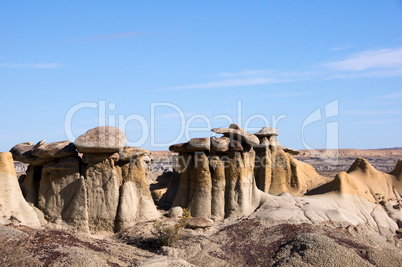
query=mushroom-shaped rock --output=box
[74,126,127,153]
[253,127,279,137]
[119,146,150,162]
[10,143,35,160]
[211,127,259,146]
[171,138,261,219]
[10,142,52,166]
[32,141,76,159]
[283,147,300,155]
[169,137,210,153]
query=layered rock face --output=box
[10,126,159,232]
[253,127,327,196]
[169,125,262,219]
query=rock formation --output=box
[10,126,159,232]
[74,126,127,153]
[169,124,262,219]
[167,125,335,219]
[310,157,402,204]
[115,146,159,232]
[0,152,40,227]
[39,156,88,231]
[253,127,327,196]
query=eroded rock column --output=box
[253,127,325,196]
[11,126,160,233]
[39,156,88,232]
[169,125,262,219]
[115,147,159,232]
[82,153,121,232]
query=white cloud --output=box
[157,47,402,91]
[0,63,63,69]
[326,47,402,71]
[159,77,281,91]
[325,68,402,80]
[330,44,351,51]
[159,70,315,91]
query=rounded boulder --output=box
[74,126,127,153]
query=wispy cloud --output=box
[330,43,351,51]
[160,77,279,91]
[378,91,402,99]
[342,109,402,115]
[264,92,307,98]
[326,47,402,71]
[83,32,149,41]
[157,47,402,91]
[218,70,274,77]
[159,70,315,91]
[0,63,63,69]
[324,68,402,80]
[347,118,402,125]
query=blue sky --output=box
[1,1,402,151]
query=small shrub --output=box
[153,209,191,247]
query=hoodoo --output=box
[10,126,159,232]
[253,127,327,195]
[169,124,262,219]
